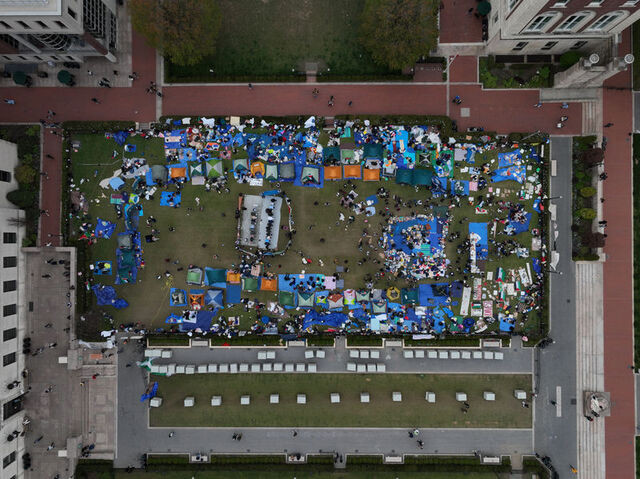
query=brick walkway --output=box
[601,30,635,479]
[439,0,483,44]
[40,128,63,247]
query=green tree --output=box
[130,0,221,66]
[14,164,36,185]
[359,0,438,71]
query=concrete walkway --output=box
[575,262,605,478]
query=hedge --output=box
[346,335,383,347]
[404,336,480,347]
[75,459,115,479]
[305,335,335,347]
[62,121,136,132]
[210,335,283,346]
[146,454,189,465]
[317,74,409,82]
[522,456,550,478]
[346,455,384,465]
[305,454,335,465]
[334,115,453,136]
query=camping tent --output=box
[300,166,321,185]
[190,162,205,178]
[324,165,342,181]
[364,143,383,159]
[250,161,265,177]
[226,271,241,283]
[205,289,224,308]
[205,159,223,178]
[363,168,380,181]
[297,291,314,308]
[372,300,387,314]
[341,149,355,164]
[279,162,295,180]
[260,277,277,291]
[233,158,249,172]
[413,169,433,186]
[242,277,259,291]
[186,268,203,285]
[387,287,400,302]
[343,164,362,179]
[189,290,205,310]
[401,288,419,305]
[395,169,414,185]
[356,290,371,302]
[265,163,278,181]
[151,164,167,184]
[170,167,187,179]
[328,293,344,309]
[204,267,226,286]
[323,146,341,164]
[279,290,295,307]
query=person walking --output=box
[4,99,15,104]
[604,122,614,127]
[91,98,100,104]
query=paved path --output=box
[40,128,63,247]
[601,29,635,478]
[115,337,532,468]
[150,336,532,374]
[533,136,578,475]
[575,262,605,478]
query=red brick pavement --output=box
[449,56,478,83]
[40,128,62,247]
[601,30,635,479]
[439,0,483,44]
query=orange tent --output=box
[363,168,380,181]
[226,271,241,283]
[250,161,265,177]
[260,277,278,291]
[170,167,186,179]
[324,165,342,180]
[343,164,362,179]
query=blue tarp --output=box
[140,381,158,402]
[109,177,125,191]
[226,284,241,304]
[93,261,112,275]
[469,222,489,260]
[387,217,443,256]
[492,165,526,184]
[302,309,347,329]
[205,289,224,308]
[180,310,217,331]
[418,283,450,306]
[450,180,470,196]
[113,131,129,146]
[499,316,516,332]
[92,284,128,309]
[94,218,116,239]
[169,288,187,307]
[532,258,542,275]
[160,191,181,207]
[506,212,532,235]
[498,150,522,168]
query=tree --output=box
[14,164,36,185]
[359,0,438,71]
[130,0,221,66]
[579,147,604,167]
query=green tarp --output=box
[297,292,314,308]
[323,146,341,164]
[190,162,205,177]
[279,290,295,307]
[364,143,383,159]
[372,300,387,314]
[242,277,259,291]
[206,159,223,178]
[186,268,203,285]
[265,163,278,181]
[413,168,433,186]
[395,169,413,185]
[401,288,419,305]
[233,158,249,172]
[340,149,355,164]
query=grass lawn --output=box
[164,0,404,82]
[70,128,545,339]
[115,471,501,479]
[149,373,532,428]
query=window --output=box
[3,257,16,268]
[0,170,11,182]
[54,21,66,29]
[586,11,624,31]
[512,41,529,51]
[3,352,15,366]
[508,0,520,11]
[571,40,588,49]
[525,13,558,32]
[555,12,590,32]
[4,281,16,292]
[588,0,605,5]
[3,396,23,420]
[68,7,77,19]
[622,0,639,6]
[3,233,16,244]
[16,21,28,29]
[542,41,558,50]
[3,328,16,341]
[553,0,570,6]
[36,20,48,29]
[2,451,15,468]
[3,304,16,317]
[0,21,11,29]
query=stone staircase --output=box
[581,98,603,138]
[575,262,606,479]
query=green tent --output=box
[190,162,205,177]
[204,268,226,285]
[233,158,249,172]
[242,277,259,291]
[401,288,419,305]
[279,162,295,180]
[297,291,314,308]
[323,146,341,164]
[265,163,278,181]
[340,149,355,164]
[395,169,414,186]
[363,143,383,159]
[206,159,223,178]
[279,290,295,307]
[186,268,203,285]
[413,168,433,186]
[356,290,371,302]
[372,300,387,314]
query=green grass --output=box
[164,0,402,82]
[150,373,532,428]
[479,57,553,89]
[572,136,599,261]
[70,129,546,340]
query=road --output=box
[533,137,577,476]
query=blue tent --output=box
[205,289,224,308]
[92,284,128,309]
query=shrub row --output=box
[346,335,384,347]
[147,335,191,346]
[404,336,480,347]
[61,121,136,132]
[305,335,335,347]
[209,334,283,346]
